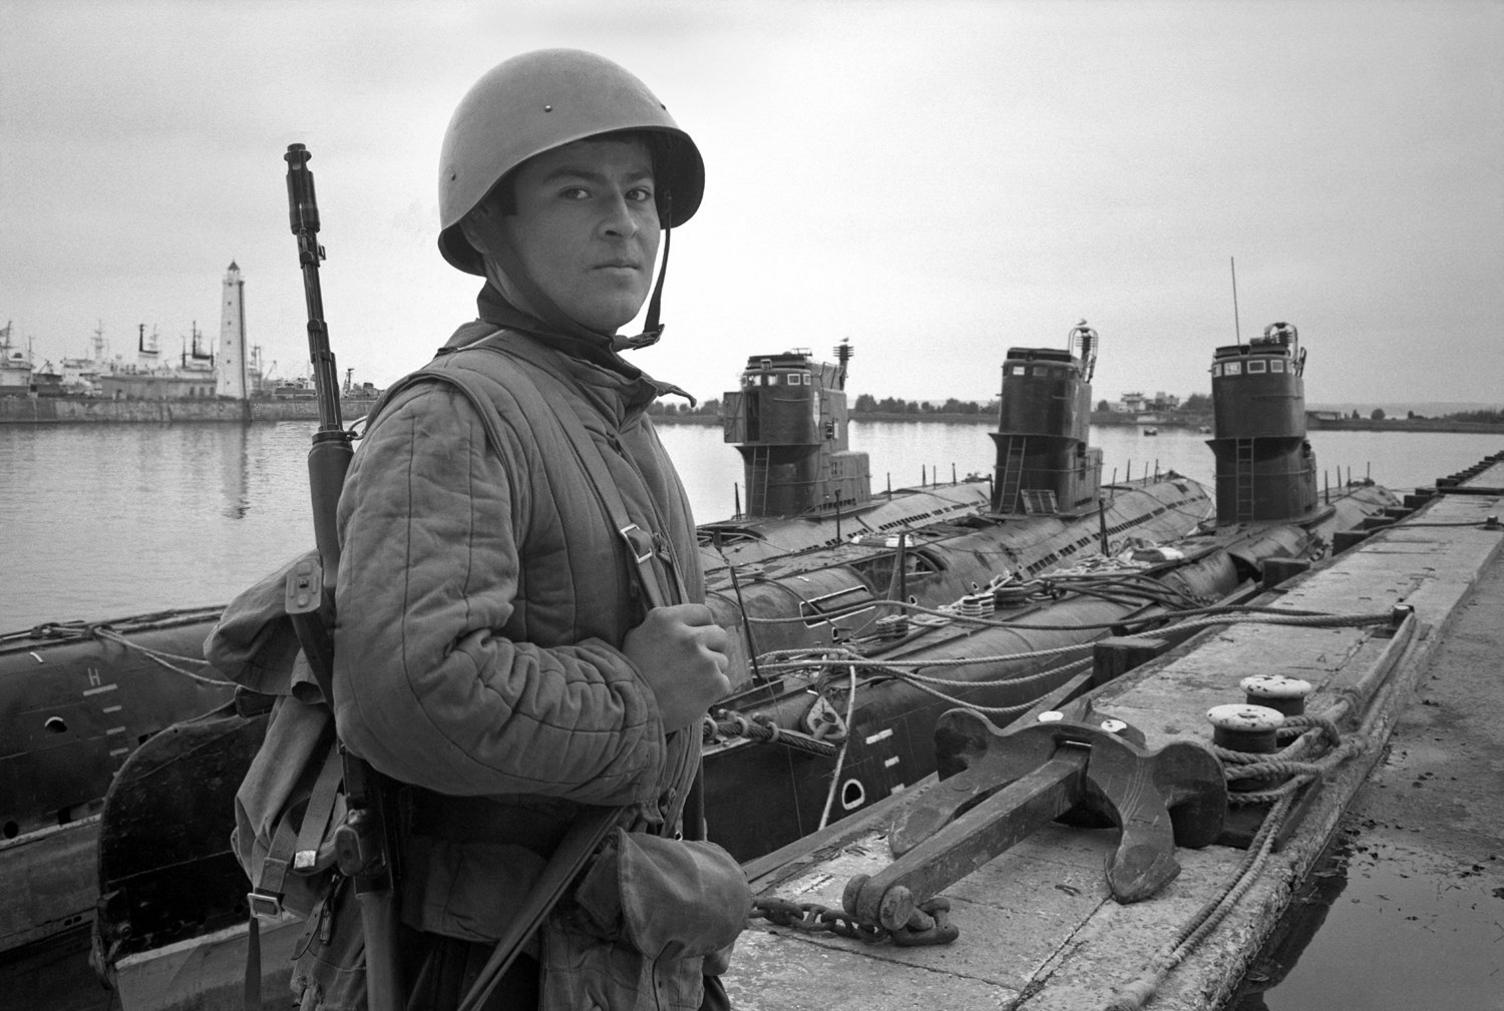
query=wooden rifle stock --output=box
[283,142,404,1011]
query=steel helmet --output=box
[438,48,705,275]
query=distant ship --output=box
[0,264,383,420]
[0,321,37,396]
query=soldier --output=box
[325,49,742,1010]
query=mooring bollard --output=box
[1239,674,1313,718]
[1207,703,1286,793]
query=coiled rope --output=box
[1104,626,1399,1009]
[1105,790,1298,1011]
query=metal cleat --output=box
[843,708,1226,931]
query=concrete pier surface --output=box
[1233,501,1504,1009]
[724,474,1502,1011]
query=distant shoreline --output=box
[1302,417,1504,434]
[7,396,1501,434]
[0,395,377,424]
[649,412,1504,434]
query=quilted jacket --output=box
[331,320,710,1001]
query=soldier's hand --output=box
[623,603,732,731]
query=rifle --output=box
[282,142,404,1011]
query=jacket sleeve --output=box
[330,383,669,803]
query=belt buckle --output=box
[247,890,284,919]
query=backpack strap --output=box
[243,728,344,1011]
[371,332,685,609]
[494,359,686,609]
[246,719,345,918]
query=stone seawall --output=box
[0,396,378,424]
[1305,416,1504,433]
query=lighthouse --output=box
[216,261,249,400]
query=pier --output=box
[725,458,1503,1009]
[0,395,378,424]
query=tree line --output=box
[645,392,1220,417]
[645,393,1499,422]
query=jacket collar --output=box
[438,285,696,418]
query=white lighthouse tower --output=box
[216,261,249,400]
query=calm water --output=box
[2,418,1501,1009]
[2,420,1499,629]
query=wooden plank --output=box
[113,917,302,1011]
[0,818,98,952]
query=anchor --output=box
[843,708,1227,932]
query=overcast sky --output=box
[3,0,1500,408]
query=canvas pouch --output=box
[572,828,749,959]
[539,827,748,1010]
[204,548,324,701]
[289,874,367,1011]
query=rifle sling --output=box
[377,336,688,1008]
[455,805,620,1011]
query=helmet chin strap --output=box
[612,223,669,351]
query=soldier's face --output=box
[495,136,661,333]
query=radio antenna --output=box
[1230,256,1242,344]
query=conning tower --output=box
[989,321,1102,514]
[722,340,871,517]
[1207,321,1319,524]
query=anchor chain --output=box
[748,895,959,948]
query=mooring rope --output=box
[751,610,1393,676]
[83,627,235,688]
[746,590,1395,638]
[1385,519,1501,529]
[1109,704,1370,1007]
[861,668,1075,718]
[706,712,840,758]
[817,664,861,830]
[865,655,1095,692]
[1105,790,1299,1011]
[1104,625,1399,1008]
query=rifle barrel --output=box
[283,141,401,1011]
[285,143,344,434]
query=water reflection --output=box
[219,422,251,519]
[1226,830,1352,1010]
[0,421,318,627]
